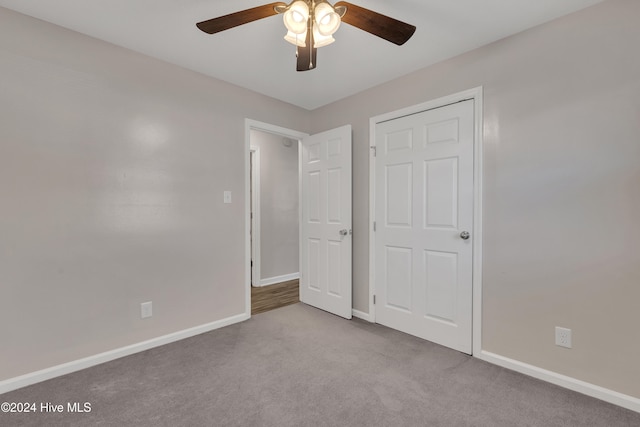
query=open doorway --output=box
[250,129,300,287]
[245,120,308,315]
[245,119,353,319]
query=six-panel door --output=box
[374,100,474,353]
[301,125,352,319]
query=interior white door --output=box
[300,125,352,319]
[374,100,474,353]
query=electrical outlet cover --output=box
[555,326,572,348]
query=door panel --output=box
[424,157,458,228]
[327,168,342,223]
[307,238,321,291]
[375,100,474,353]
[424,249,457,322]
[386,163,413,227]
[385,246,413,312]
[301,125,352,319]
[307,171,320,222]
[327,241,342,296]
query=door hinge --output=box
[370,146,377,157]
[373,295,376,304]
[373,221,376,231]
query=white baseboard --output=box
[0,312,250,395]
[477,350,640,413]
[259,272,300,287]
[352,309,374,322]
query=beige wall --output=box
[250,130,299,282]
[0,7,309,380]
[310,0,640,398]
[2,0,639,403]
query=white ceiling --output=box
[0,0,603,110]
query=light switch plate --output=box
[224,191,232,204]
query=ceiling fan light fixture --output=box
[313,26,335,48]
[195,0,416,71]
[283,1,309,34]
[284,30,307,47]
[314,2,341,36]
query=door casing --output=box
[244,119,308,316]
[368,87,484,356]
[249,146,260,287]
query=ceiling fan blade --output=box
[334,1,416,45]
[297,26,317,72]
[196,2,287,34]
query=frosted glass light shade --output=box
[313,26,335,48]
[284,30,307,47]
[283,1,309,34]
[314,2,340,36]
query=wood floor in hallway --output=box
[251,279,299,315]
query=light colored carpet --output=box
[1,303,639,426]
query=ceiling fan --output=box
[196,1,416,71]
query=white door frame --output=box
[368,87,484,355]
[249,146,261,287]
[244,119,308,316]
